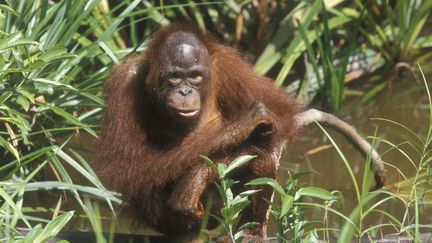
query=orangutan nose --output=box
[179,86,192,96]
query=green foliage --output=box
[248,173,335,242]
[319,69,432,242]
[18,211,74,243]
[0,0,128,240]
[156,0,432,110]
[353,0,432,63]
[201,155,259,242]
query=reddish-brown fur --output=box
[99,23,300,234]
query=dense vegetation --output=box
[0,0,431,242]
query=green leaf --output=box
[98,41,119,64]
[20,224,43,243]
[224,179,237,190]
[33,211,74,243]
[215,184,227,202]
[0,91,13,105]
[0,146,55,174]
[28,59,47,69]
[220,207,233,222]
[47,105,97,137]
[200,155,217,173]
[20,181,120,204]
[279,194,293,219]
[0,136,20,162]
[224,155,257,176]
[16,95,30,111]
[0,187,30,228]
[38,47,76,63]
[226,187,234,203]
[32,78,77,91]
[0,32,38,53]
[238,189,260,198]
[217,163,227,178]
[0,4,19,16]
[297,187,335,201]
[230,195,249,208]
[17,89,35,104]
[290,171,315,181]
[337,191,381,243]
[246,177,285,196]
[56,149,107,192]
[79,92,104,106]
[230,200,250,219]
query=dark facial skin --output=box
[158,31,210,123]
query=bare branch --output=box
[294,109,386,188]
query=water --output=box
[279,78,432,235]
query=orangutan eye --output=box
[189,72,203,84]
[168,75,182,86]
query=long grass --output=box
[303,69,431,242]
[0,0,136,241]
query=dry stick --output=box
[294,109,386,188]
